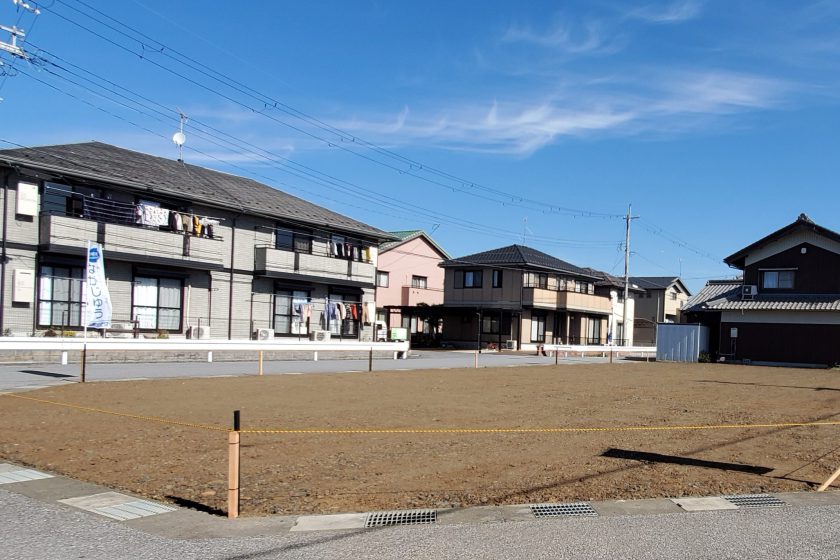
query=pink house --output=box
[376,230,449,342]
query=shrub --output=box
[155,330,170,339]
[698,351,712,363]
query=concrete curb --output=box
[2,460,840,539]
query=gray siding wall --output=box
[0,170,380,339]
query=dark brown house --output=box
[682,214,840,366]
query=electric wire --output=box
[14,54,623,249]
[44,0,624,219]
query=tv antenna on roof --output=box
[172,109,187,162]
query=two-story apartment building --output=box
[629,276,690,345]
[0,142,394,340]
[375,230,449,343]
[439,244,612,350]
[682,214,840,366]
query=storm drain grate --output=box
[531,502,598,518]
[722,494,785,508]
[364,509,437,528]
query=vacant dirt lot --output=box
[2,362,840,516]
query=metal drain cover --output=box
[531,502,598,518]
[722,494,785,508]
[364,509,436,528]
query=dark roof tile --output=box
[0,141,391,240]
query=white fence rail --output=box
[542,344,656,355]
[0,337,410,354]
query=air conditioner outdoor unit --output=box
[504,340,518,350]
[309,330,331,342]
[255,328,274,340]
[189,325,211,340]
[742,285,757,300]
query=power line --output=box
[43,0,624,220]
[16,51,623,250]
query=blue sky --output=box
[3,0,840,292]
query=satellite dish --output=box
[172,132,186,146]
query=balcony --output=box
[255,246,375,285]
[522,286,612,313]
[401,285,444,307]
[39,213,98,252]
[522,287,558,309]
[40,214,225,269]
[556,290,612,313]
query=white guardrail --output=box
[541,344,656,355]
[0,336,410,356]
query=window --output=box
[274,290,310,335]
[376,271,390,288]
[530,313,546,342]
[670,290,678,300]
[38,266,83,327]
[616,291,625,303]
[327,294,359,337]
[491,269,503,288]
[275,227,312,254]
[132,277,182,330]
[525,272,548,289]
[573,280,593,294]
[411,275,428,289]
[331,234,365,261]
[615,322,625,346]
[463,270,483,288]
[587,317,602,345]
[762,270,795,289]
[482,315,500,334]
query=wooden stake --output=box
[610,349,614,364]
[818,465,840,492]
[228,410,241,519]
[474,350,478,369]
[258,351,264,376]
[80,345,87,383]
[368,347,373,372]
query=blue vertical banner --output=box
[85,242,112,328]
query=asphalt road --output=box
[3,487,839,560]
[0,350,627,391]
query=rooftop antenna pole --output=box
[522,217,527,245]
[172,109,187,162]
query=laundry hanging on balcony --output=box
[136,202,170,227]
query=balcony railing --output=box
[255,246,375,284]
[522,287,611,313]
[400,285,444,306]
[40,213,224,267]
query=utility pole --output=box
[1,1,39,59]
[622,204,638,346]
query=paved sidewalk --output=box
[0,350,620,392]
[2,460,840,559]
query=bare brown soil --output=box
[2,362,840,517]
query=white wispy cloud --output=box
[629,0,703,24]
[502,18,620,55]
[328,69,790,156]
